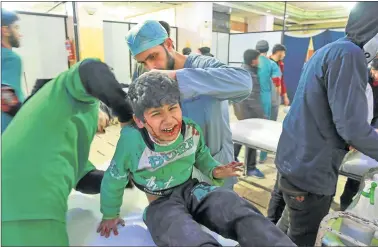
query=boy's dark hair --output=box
[371,57,378,70]
[159,21,171,37]
[128,72,180,121]
[272,44,287,55]
[243,49,260,65]
[182,47,191,55]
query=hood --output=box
[346,2,378,47]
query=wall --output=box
[77,2,104,61]
[124,8,176,26]
[175,2,213,53]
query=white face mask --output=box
[363,33,378,63]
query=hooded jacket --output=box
[2,59,133,222]
[275,2,378,196]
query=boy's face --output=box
[135,103,183,143]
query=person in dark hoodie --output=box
[2,58,134,246]
[273,2,378,246]
[233,49,265,176]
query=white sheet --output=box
[67,163,238,246]
[230,118,378,177]
[231,118,282,153]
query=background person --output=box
[233,49,266,178]
[274,3,378,246]
[1,9,23,133]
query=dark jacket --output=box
[275,2,378,195]
[233,64,264,120]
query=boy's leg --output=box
[144,183,221,247]
[2,219,69,246]
[186,182,296,247]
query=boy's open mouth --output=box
[161,125,178,135]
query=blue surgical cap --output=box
[1,9,19,26]
[126,20,168,57]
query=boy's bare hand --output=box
[97,217,125,238]
[213,161,244,179]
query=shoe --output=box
[246,168,265,179]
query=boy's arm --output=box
[193,124,225,186]
[175,57,252,103]
[100,132,131,219]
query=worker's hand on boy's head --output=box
[97,217,125,238]
[149,69,177,80]
[212,161,244,179]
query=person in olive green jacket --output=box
[1,58,133,246]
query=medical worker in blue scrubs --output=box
[1,9,24,133]
[255,40,282,173]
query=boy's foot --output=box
[246,168,265,179]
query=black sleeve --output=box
[78,60,134,123]
[75,169,134,194]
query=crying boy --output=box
[98,71,295,247]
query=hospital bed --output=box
[230,118,378,181]
[66,163,238,246]
[230,118,378,246]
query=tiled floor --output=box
[88,105,348,215]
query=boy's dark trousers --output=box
[144,178,296,247]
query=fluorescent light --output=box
[266,10,271,13]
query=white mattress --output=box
[231,118,282,153]
[67,163,238,246]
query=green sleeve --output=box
[100,131,130,219]
[194,124,225,186]
[77,160,96,183]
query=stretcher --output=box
[66,163,238,246]
[230,118,378,181]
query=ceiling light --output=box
[266,10,271,13]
